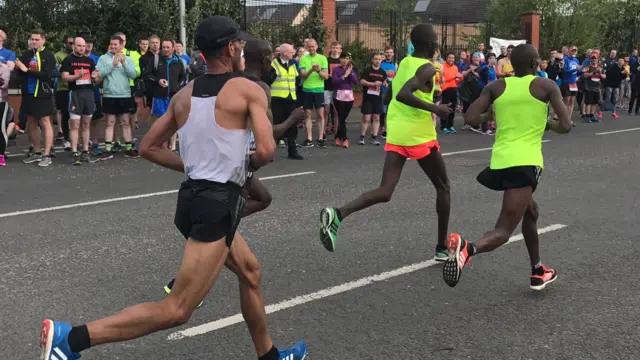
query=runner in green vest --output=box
[318,24,453,261]
[442,44,572,291]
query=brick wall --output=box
[322,0,337,55]
[521,12,541,50]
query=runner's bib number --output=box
[367,87,381,96]
[75,69,91,86]
[569,83,578,92]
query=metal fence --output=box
[240,0,486,58]
[336,8,484,60]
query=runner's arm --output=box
[395,63,441,113]
[463,82,494,126]
[256,81,277,125]
[139,94,184,172]
[544,79,572,134]
[383,81,393,105]
[247,82,276,169]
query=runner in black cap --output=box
[39,16,308,360]
[162,39,306,296]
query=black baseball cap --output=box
[195,16,254,55]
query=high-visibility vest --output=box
[270,59,298,100]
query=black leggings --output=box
[334,99,353,140]
[0,102,10,155]
[441,88,458,129]
[629,88,640,114]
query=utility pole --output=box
[179,0,186,46]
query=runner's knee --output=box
[524,201,539,222]
[164,297,195,326]
[235,256,262,289]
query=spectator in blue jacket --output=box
[562,45,581,121]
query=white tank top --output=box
[178,73,251,187]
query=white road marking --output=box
[167,223,568,340]
[595,127,640,135]
[442,140,551,156]
[0,172,316,219]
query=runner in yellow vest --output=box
[443,44,572,290]
[318,24,453,261]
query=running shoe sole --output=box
[530,272,558,291]
[40,319,54,360]
[319,208,336,252]
[443,233,463,287]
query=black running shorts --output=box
[174,178,246,247]
[476,166,542,193]
[584,90,600,105]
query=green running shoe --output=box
[320,207,341,252]
[434,246,448,262]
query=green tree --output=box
[246,0,327,50]
[185,0,244,50]
[374,0,420,53]
[468,0,618,55]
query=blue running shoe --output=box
[278,341,308,360]
[40,319,80,360]
[91,143,103,156]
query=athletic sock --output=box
[105,142,112,152]
[335,208,343,222]
[258,346,279,360]
[125,142,132,151]
[167,278,176,290]
[532,261,544,275]
[467,242,477,256]
[68,325,91,353]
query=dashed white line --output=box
[0,171,316,219]
[595,127,640,135]
[167,223,568,340]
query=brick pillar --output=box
[321,0,336,55]
[520,11,541,50]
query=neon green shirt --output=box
[491,75,548,169]
[299,53,328,93]
[386,56,437,146]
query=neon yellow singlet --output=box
[386,56,437,146]
[491,75,548,169]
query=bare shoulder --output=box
[415,62,435,79]
[256,81,271,97]
[487,78,506,99]
[172,82,194,126]
[226,77,266,99]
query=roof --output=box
[336,0,488,24]
[245,3,307,25]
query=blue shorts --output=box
[152,97,171,118]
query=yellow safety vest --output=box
[270,59,298,100]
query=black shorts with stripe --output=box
[174,178,246,247]
[476,166,542,193]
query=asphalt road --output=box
[2,112,640,359]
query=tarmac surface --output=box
[2,112,639,359]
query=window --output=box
[260,7,277,20]
[340,3,358,16]
[414,0,430,12]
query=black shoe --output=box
[288,152,304,160]
[301,139,314,148]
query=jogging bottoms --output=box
[441,88,458,129]
[0,102,10,155]
[334,99,353,141]
[629,87,640,114]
